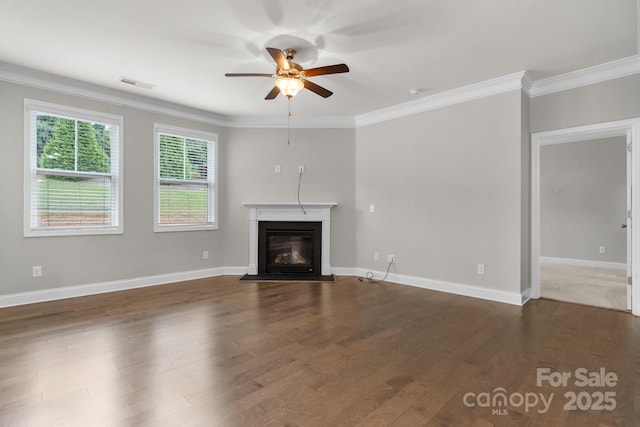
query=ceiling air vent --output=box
[119,76,155,90]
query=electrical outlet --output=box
[369,204,375,213]
[275,165,281,173]
[387,254,395,263]
[32,266,42,278]
[599,246,606,254]
[374,252,379,261]
[477,264,485,275]
[203,251,209,260]
[298,165,305,174]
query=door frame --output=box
[531,119,640,316]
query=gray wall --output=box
[6,69,638,301]
[355,90,528,294]
[222,127,357,269]
[540,137,627,263]
[0,80,357,297]
[4,71,530,300]
[531,74,640,133]
[0,81,225,295]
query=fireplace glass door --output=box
[258,221,322,276]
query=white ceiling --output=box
[1,0,637,118]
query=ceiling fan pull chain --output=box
[288,97,291,145]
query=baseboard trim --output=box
[521,287,532,305]
[352,268,527,306]
[540,256,626,271]
[0,267,226,308]
[331,267,359,276]
[0,266,528,308]
[222,266,249,275]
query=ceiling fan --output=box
[225,47,349,100]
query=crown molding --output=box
[0,62,227,126]
[529,54,640,97]
[521,72,534,97]
[355,71,529,128]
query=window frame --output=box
[153,123,218,232]
[23,99,124,237]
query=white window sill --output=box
[24,227,124,238]
[154,223,218,233]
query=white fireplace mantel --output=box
[243,202,338,276]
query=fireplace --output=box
[243,202,337,279]
[259,221,321,276]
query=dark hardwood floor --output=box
[0,276,638,426]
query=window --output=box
[154,124,217,231]
[24,100,123,237]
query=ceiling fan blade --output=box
[304,64,349,77]
[266,47,289,70]
[303,79,333,98]
[265,86,280,100]
[225,73,274,77]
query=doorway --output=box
[531,119,640,316]
[539,137,627,310]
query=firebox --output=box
[258,221,322,276]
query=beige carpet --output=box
[540,263,628,311]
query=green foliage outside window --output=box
[159,134,207,181]
[38,115,111,174]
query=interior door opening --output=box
[538,136,628,311]
[531,119,640,317]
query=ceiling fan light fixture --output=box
[225,47,349,100]
[276,78,304,98]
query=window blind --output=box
[157,132,214,226]
[27,105,121,235]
